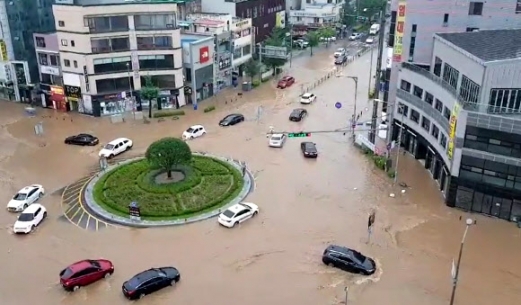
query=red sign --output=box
[199,46,210,63]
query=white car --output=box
[321,36,337,42]
[218,202,259,228]
[300,93,316,104]
[334,48,346,58]
[182,125,206,140]
[269,133,287,148]
[98,137,133,158]
[349,33,361,41]
[6,184,45,212]
[365,37,375,44]
[13,204,47,234]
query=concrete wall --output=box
[201,0,236,15]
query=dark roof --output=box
[436,29,521,62]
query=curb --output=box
[83,153,254,228]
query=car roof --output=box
[77,133,93,137]
[302,141,315,145]
[270,133,284,137]
[130,269,161,283]
[108,137,129,144]
[189,124,204,129]
[17,185,38,194]
[292,108,305,112]
[68,260,93,272]
[282,76,292,79]
[226,203,248,213]
[302,93,313,97]
[22,203,44,213]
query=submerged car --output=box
[301,142,318,158]
[349,32,361,40]
[269,134,286,148]
[218,202,259,228]
[13,204,47,234]
[335,55,347,65]
[60,259,114,291]
[289,108,308,122]
[182,125,206,139]
[219,114,244,126]
[334,48,346,57]
[6,184,45,212]
[64,133,99,146]
[300,92,316,104]
[322,245,376,275]
[98,138,133,158]
[122,267,181,300]
[277,76,295,89]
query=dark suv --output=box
[322,245,376,275]
[122,267,181,300]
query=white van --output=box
[369,24,380,35]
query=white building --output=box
[288,0,342,27]
[53,2,185,117]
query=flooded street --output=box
[1,43,521,305]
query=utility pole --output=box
[344,286,349,304]
[394,104,405,183]
[126,62,134,118]
[369,5,387,144]
[450,217,476,305]
[348,76,358,139]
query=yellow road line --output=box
[65,203,79,214]
[76,211,85,226]
[63,192,80,202]
[77,176,119,229]
[70,205,82,219]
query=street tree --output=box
[140,75,160,118]
[318,27,336,47]
[243,58,260,81]
[262,27,288,75]
[145,137,192,179]
[306,31,320,56]
[359,0,386,22]
[342,0,357,26]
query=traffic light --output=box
[288,132,311,138]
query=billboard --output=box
[276,11,286,28]
[0,40,8,61]
[447,103,461,160]
[392,1,406,63]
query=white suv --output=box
[13,204,47,234]
[98,137,133,158]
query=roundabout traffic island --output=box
[84,137,253,227]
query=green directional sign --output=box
[288,132,311,138]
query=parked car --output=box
[98,138,133,158]
[349,32,361,40]
[269,133,286,148]
[64,133,99,146]
[294,39,309,49]
[60,259,115,291]
[277,76,295,89]
[320,36,337,42]
[365,37,375,44]
[219,113,245,126]
[334,48,346,57]
[300,92,316,104]
[218,202,259,228]
[322,245,376,275]
[122,267,181,300]
[301,142,318,158]
[335,55,347,65]
[289,108,308,122]
[6,184,45,212]
[12,204,47,234]
[182,125,206,139]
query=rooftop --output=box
[436,29,521,62]
[72,0,192,6]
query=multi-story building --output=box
[53,1,185,117]
[33,33,65,109]
[384,0,521,130]
[288,0,342,28]
[201,0,285,43]
[391,29,521,222]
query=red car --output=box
[59,259,114,291]
[277,76,295,88]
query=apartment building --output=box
[53,2,185,117]
[288,0,342,27]
[392,29,521,222]
[33,33,65,109]
[384,0,521,130]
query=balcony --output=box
[91,37,130,54]
[85,16,129,34]
[396,89,450,133]
[401,62,480,112]
[137,36,173,51]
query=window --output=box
[468,2,484,15]
[488,88,521,113]
[58,20,65,27]
[138,55,174,70]
[443,13,449,25]
[64,59,70,67]
[431,124,440,140]
[412,24,417,32]
[38,53,48,66]
[517,0,521,14]
[71,40,75,47]
[397,102,409,117]
[134,14,176,30]
[86,16,129,33]
[233,47,242,59]
[139,75,176,88]
[425,92,434,105]
[413,85,423,98]
[61,39,68,46]
[443,106,451,120]
[435,99,443,113]
[242,45,251,56]
[95,77,134,94]
[35,36,46,48]
[400,80,411,92]
[409,24,417,61]
[433,57,442,77]
[459,75,480,104]
[137,36,172,50]
[440,134,447,148]
[93,57,131,74]
[410,109,420,123]
[442,63,459,89]
[421,116,431,132]
[73,60,78,68]
[91,37,130,53]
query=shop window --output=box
[413,85,423,98]
[410,109,420,123]
[455,186,473,211]
[435,99,443,113]
[400,80,411,92]
[421,116,431,132]
[424,92,433,105]
[95,77,134,94]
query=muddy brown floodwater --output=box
[1,45,521,305]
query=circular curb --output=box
[83,153,254,228]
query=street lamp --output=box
[336,75,358,139]
[126,62,135,119]
[449,217,477,305]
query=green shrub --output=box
[368,89,376,99]
[261,77,271,83]
[372,155,387,170]
[252,80,261,87]
[153,110,185,118]
[387,170,396,179]
[203,105,216,113]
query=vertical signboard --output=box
[393,2,406,63]
[447,104,461,160]
[0,40,8,61]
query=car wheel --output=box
[72,285,80,291]
[64,140,69,144]
[104,272,111,279]
[328,263,335,267]
[232,222,238,228]
[43,211,47,218]
[38,192,43,199]
[170,279,176,286]
[23,204,28,210]
[253,211,258,217]
[109,154,114,159]
[139,293,146,299]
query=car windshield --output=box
[223,116,234,121]
[351,251,366,263]
[13,193,27,200]
[18,213,34,221]
[124,276,142,290]
[104,144,114,150]
[186,127,195,133]
[336,48,344,52]
[60,268,74,279]
[271,136,282,141]
[302,95,311,99]
[222,209,235,218]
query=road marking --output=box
[77,211,85,226]
[76,176,120,230]
[65,203,79,214]
[70,205,82,220]
[86,215,91,228]
[96,219,99,231]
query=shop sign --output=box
[235,20,249,28]
[447,104,461,160]
[40,65,60,76]
[64,85,81,100]
[199,46,210,63]
[0,40,8,61]
[218,54,232,71]
[393,1,407,63]
[51,86,64,96]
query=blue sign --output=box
[335,102,342,109]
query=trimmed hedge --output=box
[92,155,244,219]
[153,110,186,118]
[203,105,216,113]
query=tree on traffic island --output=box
[306,31,320,56]
[140,75,160,118]
[145,137,192,179]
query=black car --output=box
[335,55,347,65]
[300,141,318,158]
[289,108,308,122]
[219,113,245,126]
[322,245,376,275]
[122,267,181,300]
[64,133,99,146]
